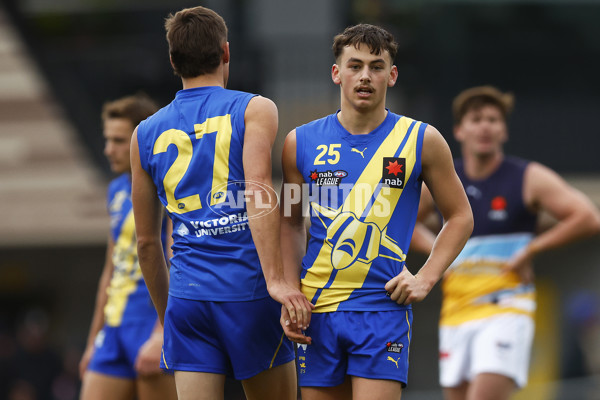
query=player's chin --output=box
[110,163,127,174]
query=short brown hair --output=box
[101,93,158,127]
[332,24,398,63]
[452,86,515,125]
[165,6,228,78]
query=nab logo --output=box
[382,157,405,189]
[310,170,347,186]
[386,341,404,354]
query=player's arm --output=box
[280,129,313,344]
[131,127,170,324]
[78,236,114,378]
[134,216,173,376]
[243,96,313,330]
[385,125,473,305]
[504,162,600,279]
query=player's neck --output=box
[337,107,388,135]
[462,151,504,180]
[181,69,226,90]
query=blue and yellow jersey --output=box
[104,174,158,327]
[296,111,426,312]
[440,157,538,326]
[136,86,267,301]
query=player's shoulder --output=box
[246,94,275,113]
[219,87,259,108]
[135,101,175,138]
[503,155,532,170]
[391,111,429,126]
[223,87,257,98]
[296,113,336,133]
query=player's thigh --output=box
[443,381,468,400]
[345,310,411,386]
[471,314,533,388]
[467,372,515,400]
[174,370,226,400]
[241,360,296,400]
[136,372,177,400]
[301,375,352,400]
[80,371,135,400]
[218,297,295,380]
[439,322,476,389]
[351,376,402,400]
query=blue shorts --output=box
[88,318,156,379]
[161,295,294,380]
[297,310,412,387]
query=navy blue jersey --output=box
[454,156,537,237]
[441,156,538,326]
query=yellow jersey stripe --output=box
[104,210,140,326]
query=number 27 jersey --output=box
[137,86,267,302]
[296,111,426,312]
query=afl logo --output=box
[333,170,347,178]
[213,192,225,200]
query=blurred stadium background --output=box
[0,0,599,399]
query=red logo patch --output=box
[491,196,507,211]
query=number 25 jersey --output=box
[296,111,426,312]
[137,86,267,302]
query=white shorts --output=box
[439,313,534,388]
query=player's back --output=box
[136,86,268,302]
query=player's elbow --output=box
[244,179,277,206]
[585,206,600,236]
[455,208,474,237]
[466,210,474,236]
[136,236,160,257]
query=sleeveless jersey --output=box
[137,86,267,301]
[440,156,538,326]
[104,174,158,327]
[296,111,426,312]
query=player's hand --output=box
[267,279,314,332]
[79,344,95,379]
[502,249,535,284]
[280,305,312,345]
[134,333,163,376]
[384,266,432,305]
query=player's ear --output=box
[332,64,341,85]
[222,42,230,64]
[388,65,398,87]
